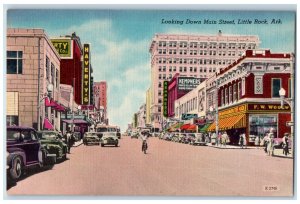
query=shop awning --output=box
[45,98,56,107]
[199,123,211,133]
[43,118,54,130]
[62,119,88,124]
[186,124,197,131]
[54,103,66,112]
[168,122,183,132]
[180,124,191,130]
[207,114,246,132]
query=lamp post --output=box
[279,87,294,156]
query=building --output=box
[167,73,203,118]
[6,28,61,130]
[207,50,292,145]
[51,32,83,105]
[145,87,152,125]
[137,104,146,128]
[93,81,107,124]
[149,32,260,130]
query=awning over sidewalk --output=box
[207,114,246,132]
[45,98,56,107]
[199,123,211,133]
[54,103,66,112]
[186,124,197,131]
[168,122,183,132]
[180,124,191,130]
[43,118,54,130]
[62,119,88,124]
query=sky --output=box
[6,8,296,131]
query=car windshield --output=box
[103,132,116,137]
[7,130,20,140]
[97,127,108,132]
[40,132,57,140]
[86,133,96,137]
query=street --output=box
[7,136,293,197]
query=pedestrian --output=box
[239,133,245,149]
[217,132,222,146]
[282,133,290,156]
[267,133,275,156]
[221,131,229,147]
[262,133,270,153]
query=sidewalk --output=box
[207,143,293,158]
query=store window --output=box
[249,115,278,143]
[272,78,281,97]
[7,51,23,74]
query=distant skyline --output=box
[6,9,295,131]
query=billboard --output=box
[163,81,168,117]
[177,77,201,91]
[82,44,90,105]
[51,39,73,58]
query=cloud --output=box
[54,19,151,131]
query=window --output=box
[51,63,55,85]
[229,86,232,103]
[238,81,242,100]
[233,84,237,102]
[6,116,18,126]
[158,98,162,104]
[56,69,59,88]
[225,88,228,104]
[221,89,224,106]
[272,79,281,97]
[46,56,50,80]
[7,51,23,74]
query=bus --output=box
[96,124,121,139]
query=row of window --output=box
[45,56,59,88]
[158,66,216,73]
[157,58,238,65]
[158,49,244,56]
[220,82,242,106]
[158,41,257,49]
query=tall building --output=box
[6,28,62,130]
[93,81,107,124]
[51,32,83,105]
[149,32,260,130]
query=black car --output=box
[7,126,56,181]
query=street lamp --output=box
[279,87,294,156]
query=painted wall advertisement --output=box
[177,77,201,91]
[51,39,73,58]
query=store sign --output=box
[82,44,90,105]
[181,113,198,120]
[163,81,168,117]
[178,77,201,91]
[194,118,206,125]
[80,105,94,111]
[248,104,290,111]
[219,104,247,118]
[51,39,72,58]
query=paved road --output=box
[7,137,293,197]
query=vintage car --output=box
[37,131,68,161]
[100,132,119,147]
[7,126,56,181]
[178,133,187,143]
[191,133,208,146]
[273,137,292,149]
[131,131,139,139]
[171,133,180,142]
[83,132,100,145]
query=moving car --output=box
[191,133,208,146]
[37,131,68,161]
[83,132,100,145]
[100,132,119,147]
[7,126,56,181]
[73,131,82,142]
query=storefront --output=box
[207,103,291,145]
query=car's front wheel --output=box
[9,156,23,181]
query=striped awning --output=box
[207,114,246,132]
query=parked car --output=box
[100,132,119,147]
[83,132,100,145]
[191,133,208,146]
[7,126,56,181]
[37,131,68,161]
[73,132,82,142]
[178,133,187,143]
[186,134,196,144]
[171,133,180,142]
